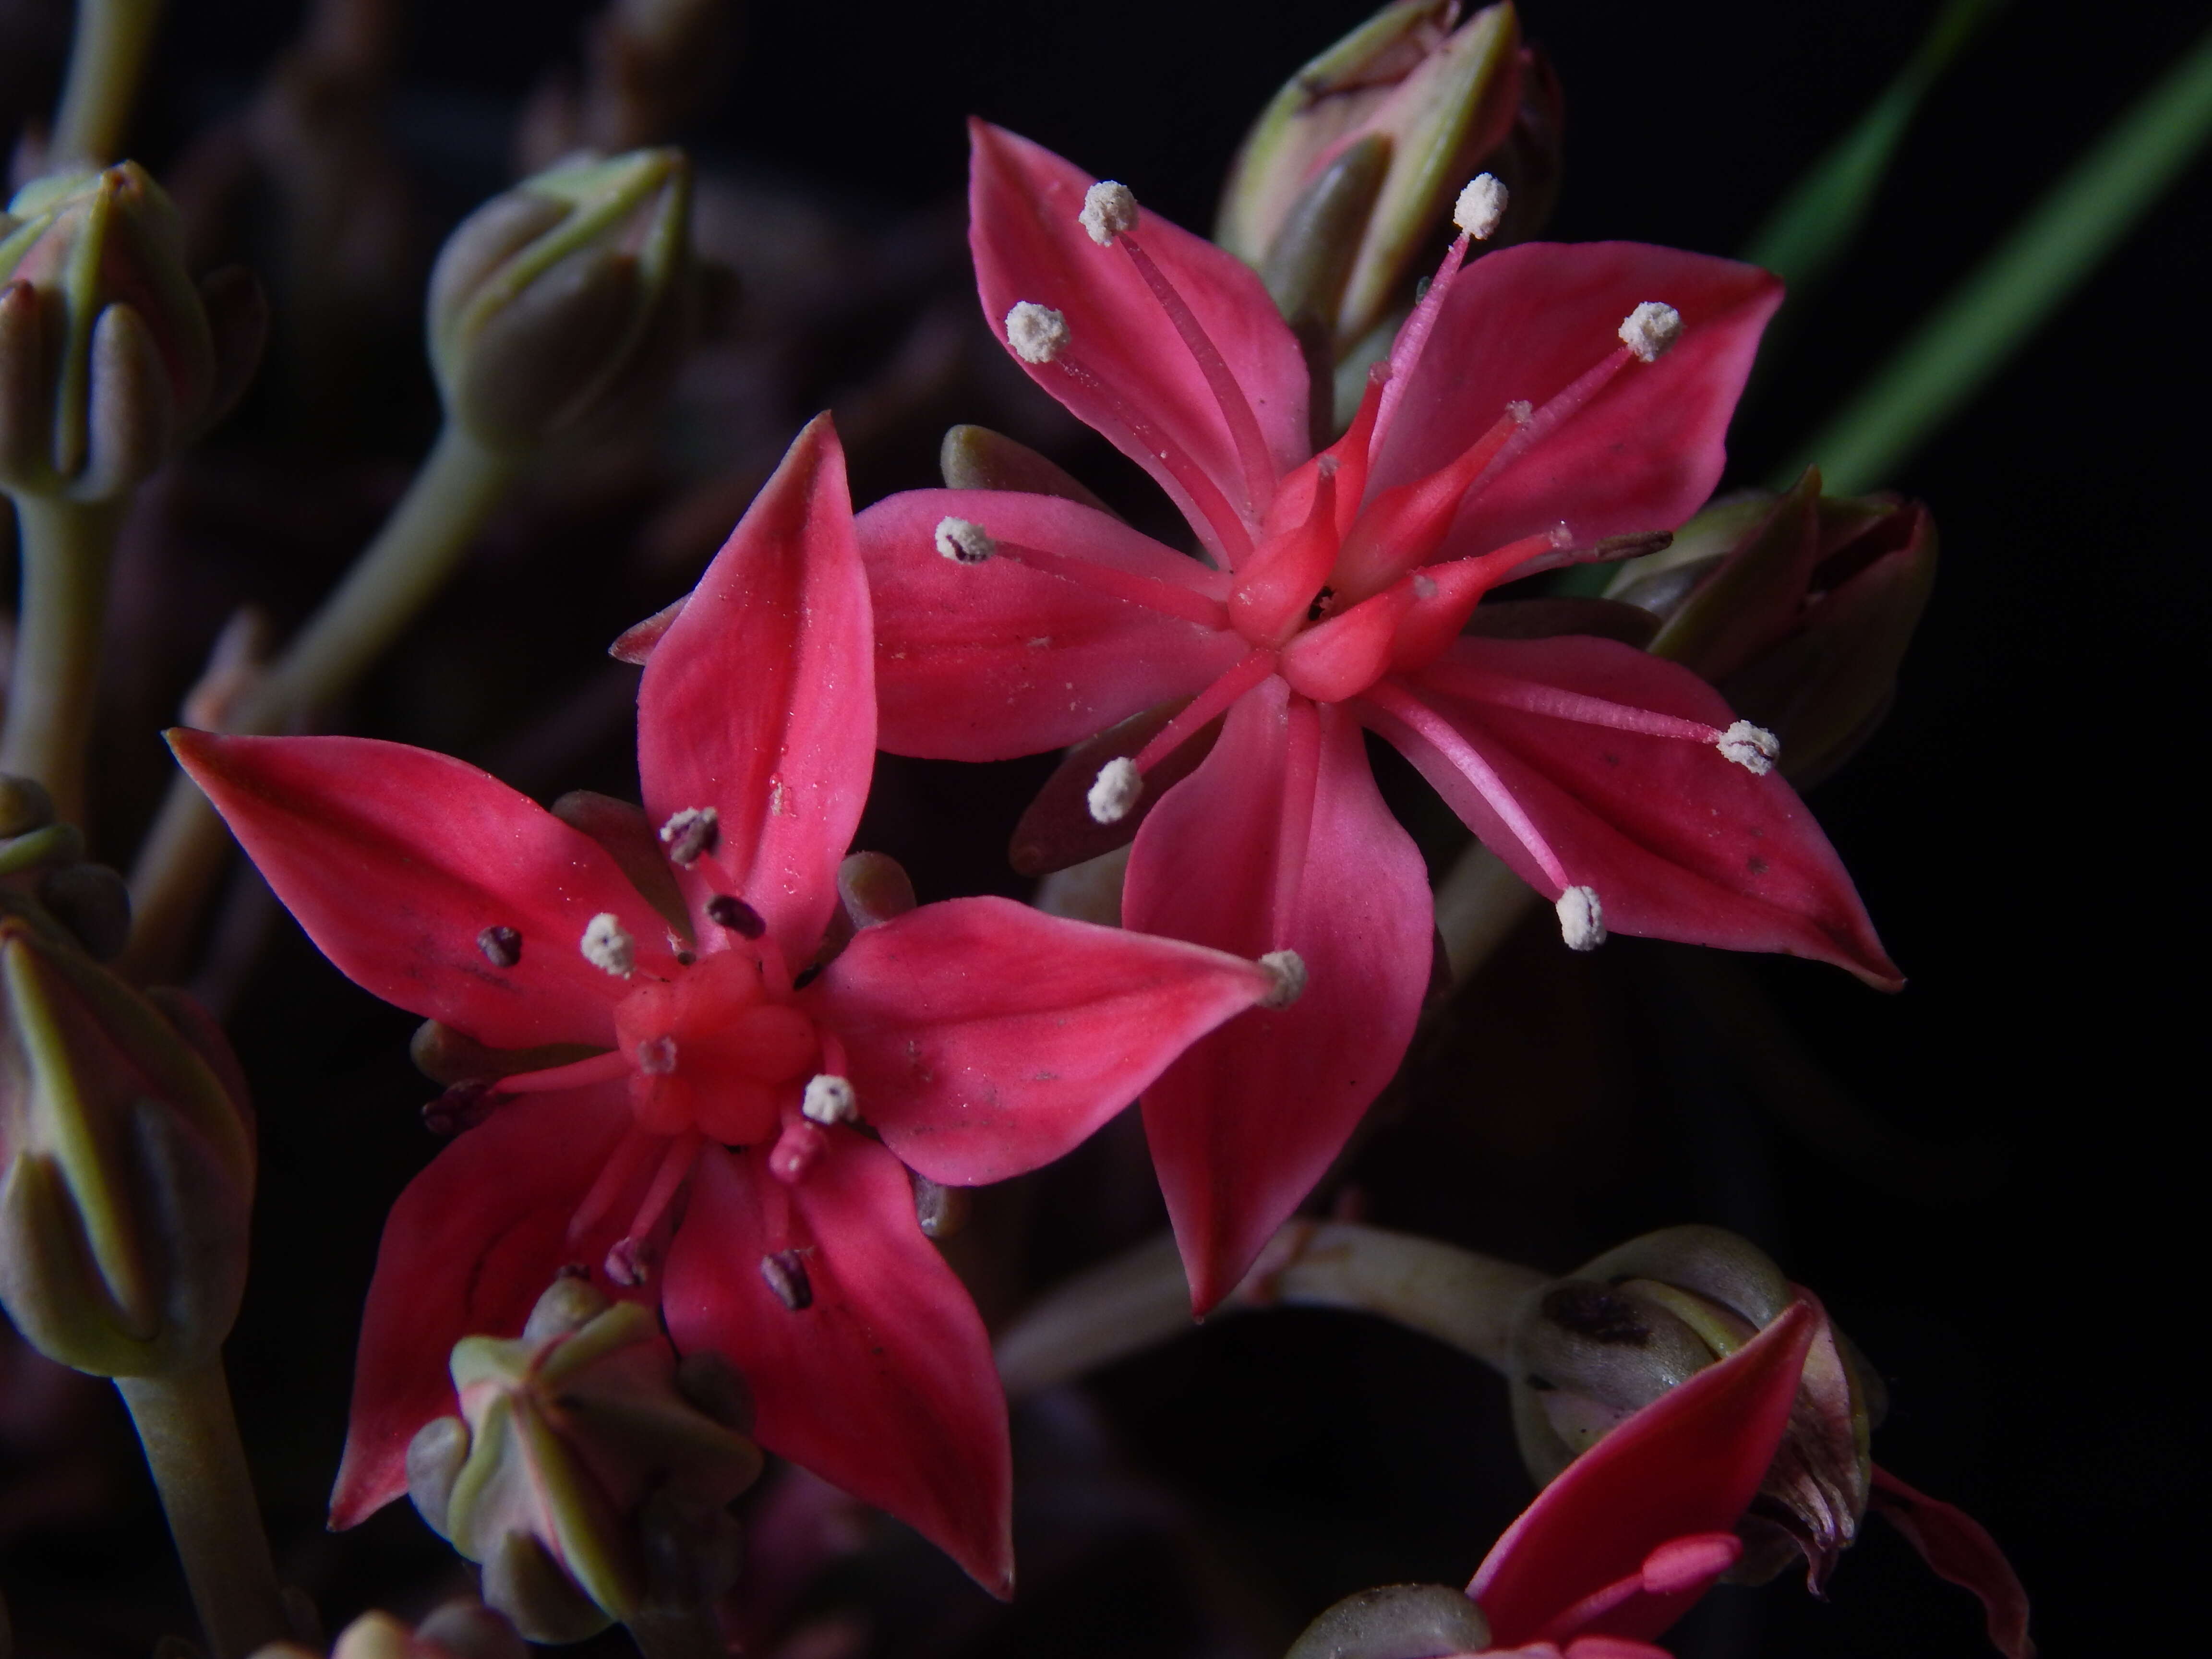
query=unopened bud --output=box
[415,1276,762,1641]
[258,1603,527,1659]
[428,148,693,453]
[1284,1583,1491,1659]
[1218,1,1525,350]
[0,919,253,1375]
[0,164,264,500]
[1506,1225,1884,1590]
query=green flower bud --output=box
[408,1276,761,1643]
[1216,1,1524,352]
[1608,469,1938,788]
[0,918,253,1376]
[427,148,692,454]
[0,164,265,501]
[1506,1225,1886,1589]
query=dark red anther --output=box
[706,895,766,938]
[477,925,522,968]
[760,1249,813,1310]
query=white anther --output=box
[1618,301,1683,363]
[1549,521,1574,548]
[1006,301,1070,364]
[1716,719,1781,776]
[658,805,719,866]
[580,913,636,976]
[1454,173,1509,240]
[636,1035,678,1075]
[934,516,996,564]
[1555,886,1606,952]
[1506,398,1533,424]
[801,1073,857,1126]
[1087,757,1142,825]
[1259,949,1307,1009]
[1080,180,1140,245]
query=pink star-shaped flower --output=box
[853,124,1900,1309]
[172,417,1289,1593]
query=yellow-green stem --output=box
[50,0,166,167]
[1,493,123,828]
[115,1361,290,1659]
[121,424,516,982]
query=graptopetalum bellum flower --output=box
[170,417,1293,1593]
[1287,1300,1822,1659]
[854,125,1899,1309]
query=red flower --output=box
[854,125,1899,1311]
[171,417,1288,1595]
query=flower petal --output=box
[1373,242,1781,558]
[1125,682,1432,1311]
[1366,637,1899,987]
[856,487,1246,759]
[1869,1465,2035,1659]
[329,1086,637,1526]
[813,895,1276,1184]
[170,731,659,1049]
[969,121,1310,560]
[661,1141,1013,1596]
[637,414,873,971]
[1469,1300,1818,1646]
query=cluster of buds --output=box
[0,163,264,501]
[427,147,694,454]
[0,776,255,1378]
[1610,468,1938,788]
[1216,1,1558,381]
[405,1275,763,1643]
[1506,1225,1883,1587]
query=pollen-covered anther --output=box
[580,912,636,976]
[1087,757,1142,825]
[1454,172,1509,240]
[658,805,720,866]
[934,516,996,565]
[1619,301,1683,363]
[1556,885,1606,952]
[1549,522,1574,548]
[760,1249,813,1311]
[1259,949,1307,1009]
[1716,719,1781,775]
[636,1035,677,1075]
[1506,398,1533,424]
[1005,300,1070,364]
[476,925,521,968]
[1079,179,1140,245]
[801,1073,856,1126]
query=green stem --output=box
[115,1361,290,1659]
[994,1222,1545,1398]
[120,424,516,982]
[50,0,166,167]
[1,493,122,828]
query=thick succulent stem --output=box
[115,1361,291,1659]
[0,494,122,829]
[49,0,167,167]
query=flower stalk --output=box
[48,0,168,169]
[0,495,122,827]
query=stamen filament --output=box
[1270,699,1323,944]
[500,1049,633,1094]
[1376,232,1471,449]
[995,539,1231,629]
[1057,355,1255,564]
[1359,679,1572,890]
[1131,650,1278,774]
[1460,346,1636,508]
[1119,233,1280,515]
[1419,662,1721,745]
[622,1130,702,1248]
[566,1127,661,1246]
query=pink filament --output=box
[1421,662,1721,745]
[995,539,1231,629]
[1130,649,1278,774]
[1056,354,1255,565]
[500,1049,633,1094]
[1360,678,1572,891]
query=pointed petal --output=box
[1870,1466,2036,1659]
[330,1087,636,1526]
[1373,242,1781,557]
[637,415,872,971]
[661,1142,1013,1595]
[1470,1300,1818,1646]
[855,487,1246,759]
[812,896,1275,1184]
[1125,683,1432,1310]
[970,122,1309,557]
[171,731,659,1050]
[1367,637,1899,987]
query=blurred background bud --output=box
[406,1275,761,1643]
[0,162,264,499]
[427,147,693,454]
[1283,1583,1491,1659]
[1608,468,1938,788]
[1507,1226,1886,1589]
[249,1601,526,1659]
[1215,1,1525,358]
[0,916,253,1376]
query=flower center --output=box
[611,949,819,1144]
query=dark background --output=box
[4,1,2205,1655]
